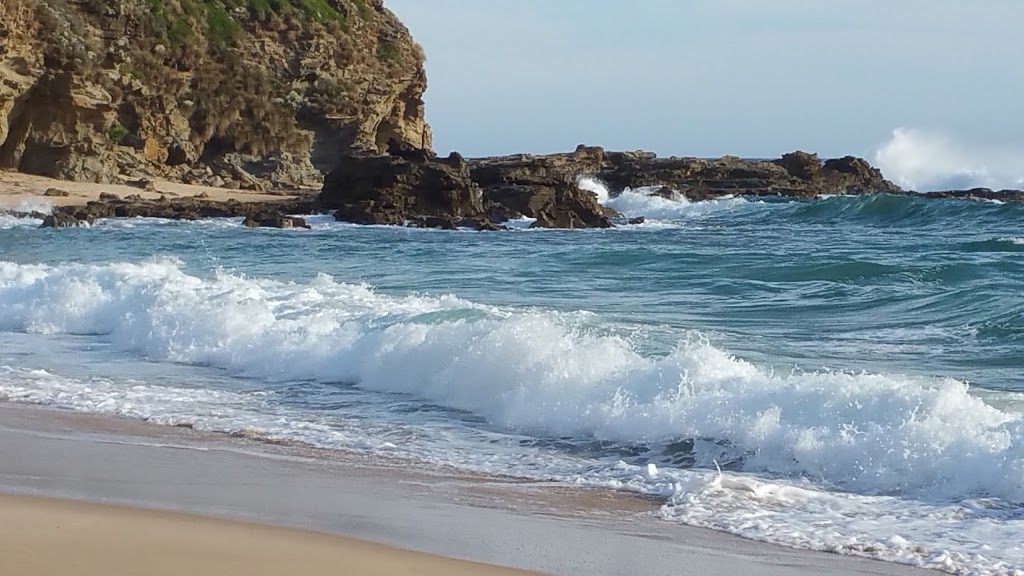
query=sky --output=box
[386,0,1024,185]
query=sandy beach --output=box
[1,493,533,576]
[0,403,937,576]
[0,169,300,210]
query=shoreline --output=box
[1,493,536,576]
[0,401,937,576]
[4,161,1022,232]
[0,169,306,209]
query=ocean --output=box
[2,183,1023,575]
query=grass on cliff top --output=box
[146,0,345,50]
[218,0,343,24]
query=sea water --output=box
[2,184,1023,575]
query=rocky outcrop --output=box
[320,143,613,229]
[321,148,483,225]
[319,144,897,229]
[469,146,613,228]
[39,194,316,228]
[598,150,900,200]
[0,0,430,189]
[919,188,1024,203]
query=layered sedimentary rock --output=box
[0,0,430,189]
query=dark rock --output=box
[40,194,317,229]
[387,138,435,162]
[318,145,905,229]
[43,187,70,197]
[408,216,458,230]
[166,140,197,167]
[40,211,89,228]
[920,188,1024,202]
[475,220,507,232]
[126,177,156,191]
[776,151,821,179]
[485,204,522,223]
[323,150,483,225]
[242,213,309,229]
[628,216,646,225]
[597,150,900,200]
[98,192,118,200]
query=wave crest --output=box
[2,259,1024,503]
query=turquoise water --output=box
[2,192,1023,573]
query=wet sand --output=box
[1,493,535,576]
[0,403,938,576]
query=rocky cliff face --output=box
[0,0,430,189]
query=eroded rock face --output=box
[319,144,901,229]
[321,143,612,229]
[322,148,484,225]
[0,0,431,189]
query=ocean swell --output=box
[2,258,1024,505]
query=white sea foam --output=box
[874,127,1024,192]
[2,258,1023,500]
[4,259,1024,573]
[579,176,751,221]
[0,199,51,229]
[0,214,41,229]
[0,198,54,215]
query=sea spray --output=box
[874,127,1024,191]
[579,176,752,221]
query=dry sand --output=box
[0,169,300,210]
[1,494,536,576]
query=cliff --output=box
[0,0,430,189]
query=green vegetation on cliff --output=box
[0,0,432,187]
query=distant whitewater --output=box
[2,184,1024,574]
[874,127,1024,192]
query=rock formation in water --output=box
[39,194,315,227]
[319,145,901,229]
[0,0,430,190]
[5,1,1015,230]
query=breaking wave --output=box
[2,258,1023,503]
[874,127,1024,192]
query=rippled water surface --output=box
[2,192,1023,574]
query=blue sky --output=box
[386,0,1023,167]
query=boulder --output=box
[323,148,483,225]
[242,213,310,229]
[40,211,88,228]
